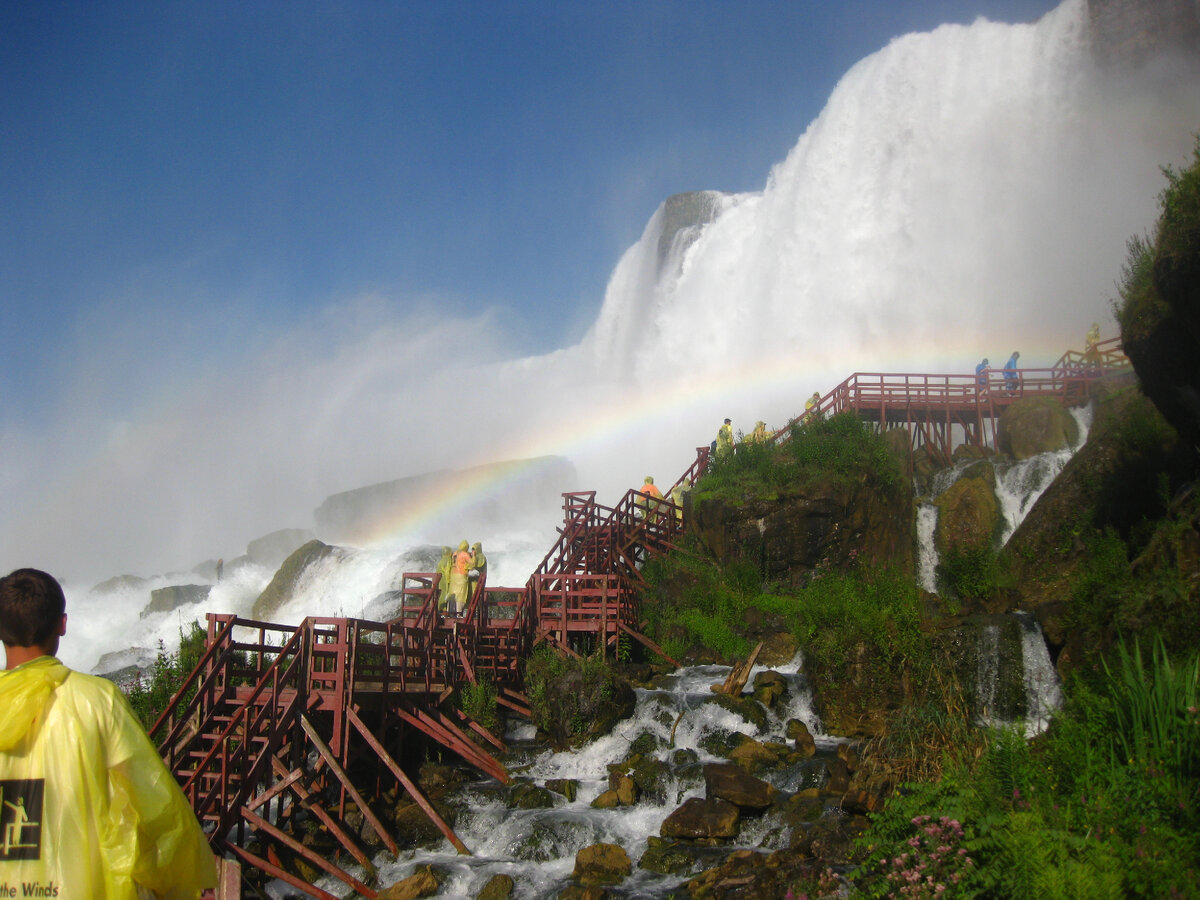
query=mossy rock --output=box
[251,539,339,620]
[997,397,1080,460]
[934,469,1000,556]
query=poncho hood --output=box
[0,655,70,750]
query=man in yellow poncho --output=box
[0,568,216,900]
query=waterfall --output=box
[916,503,940,593]
[1018,611,1063,736]
[975,624,1002,726]
[996,403,1094,545]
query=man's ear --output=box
[57,614,67,637]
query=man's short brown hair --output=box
[0,568,66,647]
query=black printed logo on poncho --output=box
[0,780,44,861]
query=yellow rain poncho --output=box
[0,656,215,900]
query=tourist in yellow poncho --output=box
[448,541,473,616]
[0,568,215,900]
[716,418,734,460]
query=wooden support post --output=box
[299,715,399,856]
[268,758,375,874]
[225,844,342,900]
[346,707,471,855]
[241,808,376,897]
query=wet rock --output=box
[607,772,638,806]
[727,735,783,772]
[786,719,816,757]
[778,792,825,827]
[934,465,1000,557]
[590,789,620,809]
[638,836,712,876]
[390,798,457,849]
[246,527,316,570]
[751,670,788,707]
[476,873,514,900]
[790,814,870,866]
[90,574,148,595]
[708,692,767,731]
[557,886,608,900]
[252,539,340,620]
[511,781,557,809]
[685,849,783,900]
[418,763,467,797]
[703,762,778,810]
[841,770,893,814]
[756,631,799,666]
[660,797,740,840]
[379,864,440,900]
[627,754,671,804]
[836,742,861,772]
[689,470,915,584]
[527,656,637,750]
[142,583,210,617]
[572,842,632,885]
[824,757,850,796]
[997,397,1080,460]
[672,747,700,767]
[699,728,743,759]
[545,779,578,802]
[627,730,665,756]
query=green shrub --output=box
[125,621,207,730]
[938,541,1005,601]
[459,677,499,731]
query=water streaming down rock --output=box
[916,504,940,593]
[975,624,1003,725]
[1018,611,1064,734]
[995,405,1094,545]
[916,402,1094,597]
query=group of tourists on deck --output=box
[975,351,1022,394]
[435,540,487,616]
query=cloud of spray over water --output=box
[4,0,1200,606]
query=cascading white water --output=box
[915,401,1094,597]
[1018,611,1063,735]
[353,657,827,900]
[976,624,1002,726]
[916,503,940,593]
[995,403,1094,545]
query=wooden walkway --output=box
[779,337,1128,465]
[162,336,1128,899]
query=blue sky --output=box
[1,0,1057,433]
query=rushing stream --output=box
[277,656,836,899]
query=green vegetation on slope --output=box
[125,621,208,730]
[854,639,1200,898]
[697,411,905,502]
